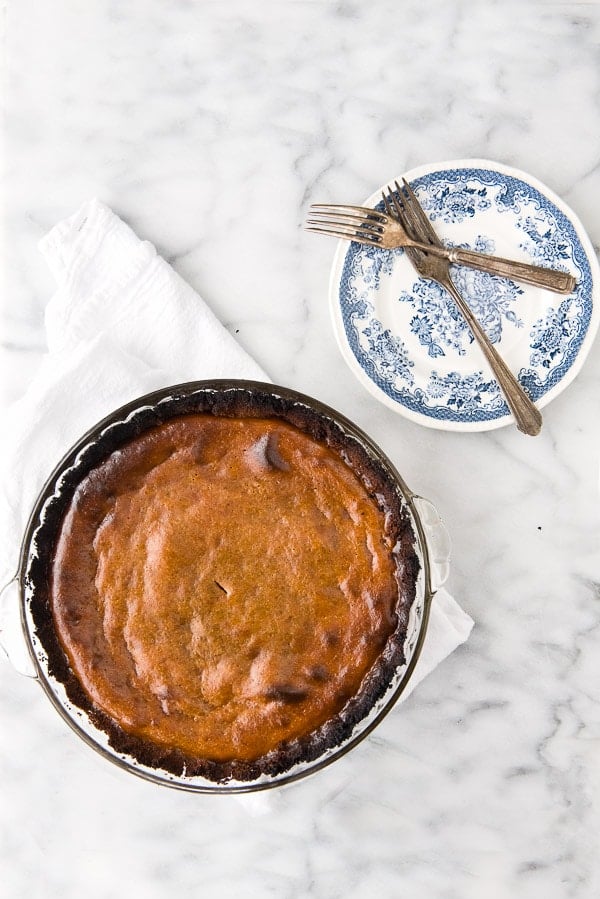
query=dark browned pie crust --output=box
[26,385,419,783]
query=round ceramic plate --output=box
[329,159,599,431]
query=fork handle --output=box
[442,276,542,436]
[443,246,575,295]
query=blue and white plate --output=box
[329,159,599,431]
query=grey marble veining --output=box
[2,2,600,897]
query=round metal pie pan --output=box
[1,380,450,792]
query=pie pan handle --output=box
[0,577,37,679]
[411,496,451,595]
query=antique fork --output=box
[384,179,542,436]
[306,205,575,295]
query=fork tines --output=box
[305,203,387,245]
[380,180,425,245]
[386,179,440,244]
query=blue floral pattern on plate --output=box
[334,163,596,429]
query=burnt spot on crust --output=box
[322,629,340,648]
[244,432,290,474]
[265,683,309,703]
[308,665,330,682]
[264,433,289,471]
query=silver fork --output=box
[384,179,542,437]
[306,204,575,295]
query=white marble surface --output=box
[1,1,600,897]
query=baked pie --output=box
[41,389,419,781]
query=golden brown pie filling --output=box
[50,413,416,775]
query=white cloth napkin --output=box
[0,198,473,696]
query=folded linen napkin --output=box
[0,198,473,700]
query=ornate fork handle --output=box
[441,274,542,436]
[444,246,575,294]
